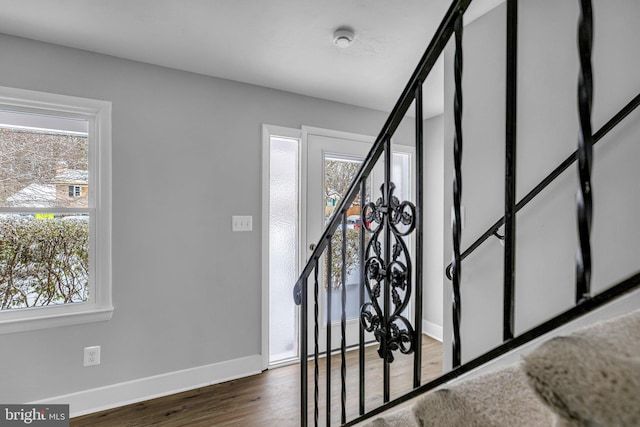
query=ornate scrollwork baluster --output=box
[360,182,416,363]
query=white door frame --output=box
[261,124,302,370]
[262,124,415,369]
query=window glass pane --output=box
[392,151,412,319]
[0,111,89,208]
[269,136,299,364]
[323,155,370,323]
[0,213,89,310]
[393,152,411,203]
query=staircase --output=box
[364,309,640,426]
[293,0,640,425]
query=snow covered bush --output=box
[0,215,89,309]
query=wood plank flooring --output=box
[71,336,441,427]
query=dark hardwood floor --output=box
[71,336,442,426]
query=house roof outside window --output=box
[51,169,88,185]
[6,183,56,207]
[5,169,88,207]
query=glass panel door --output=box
[306,133,375,351]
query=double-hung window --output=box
[0,86,112,334]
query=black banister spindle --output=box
[326,238,332,426]
[503,0,518,342]
[313,262,320,427]
[341,212,347,425]
[413,83,424,388]
[451,11,464,369]
[576,0,594,303]
[300,275,308,427]
[383,136,392,403]
[358,180,366,416]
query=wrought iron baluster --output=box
[576,0,594,303]
[326,237,332,426]
[451,11,464,369]
[503,0,518,342]
[358,180,366,416]
[341,212,347,425]
[383,137,392,403]
[413,82,424,388]
[313,262,319,427]
[301,275,308,427]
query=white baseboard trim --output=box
[423,320,443,342]
[31,354,263,419]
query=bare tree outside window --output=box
[324,158,368,290]
[0,128,88,205]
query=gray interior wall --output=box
[0,33,415,403]
[442,0,640,368]
[423,114,444,336]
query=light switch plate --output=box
[232,215,253,232]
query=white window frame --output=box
[69,185,82,197]
[0,86,113,334]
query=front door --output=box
[306,132,374,352]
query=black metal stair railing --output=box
[294,0,640,425]
[292,1,474,425]
[295,112,424,425]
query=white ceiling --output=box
[0,0,503,116]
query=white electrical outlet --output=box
[232,215,253,232]
[84,346,101,367]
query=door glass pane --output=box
[392,152,411,203]
[269,136,299,364]
[323,154,369,324]
[393,151,412,319]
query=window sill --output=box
[0,303,114,335]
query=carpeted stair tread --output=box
[365,364,553,426]
[524,309,640,427]
[364,309,640,427]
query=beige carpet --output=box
[365,309,640,427]
[364,364,553,427]
[524,309,640,427]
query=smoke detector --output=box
[333,27,355,48]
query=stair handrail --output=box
[445,92,640,280]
